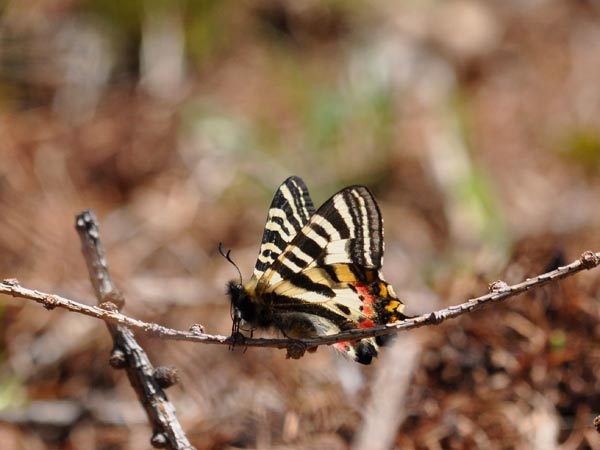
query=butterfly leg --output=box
[228,330,246,351]
[273,313,324,358]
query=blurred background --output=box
[1,0,600,448]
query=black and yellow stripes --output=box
[256,185,384,293]
[253,177,315,279]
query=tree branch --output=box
[2,250,598,356]
[74,210,195,450]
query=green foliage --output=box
[549,329,567,351]
[185,1,232,64]
[560,127,600,174]
[84,0,145,32]
[0,375,26,410]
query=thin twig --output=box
[74,210,195,450]
[2,250,598,353]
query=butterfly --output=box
[227,176,406,364]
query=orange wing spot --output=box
[378,282,388,297]
[385,300,401,312]
[333,265,355,282]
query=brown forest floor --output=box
[1,1,600,449]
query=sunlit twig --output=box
[2,250,598,359]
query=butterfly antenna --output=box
[218,242,243,284]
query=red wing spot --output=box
[354,283,368,295]
[358,318,375,329]
[354,283,376,306]
[334,342,351,353]
[364,294,376,305]
[362,306,374,316]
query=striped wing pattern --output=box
[252,177,315,280]
[231,177,406,365]
[257,185,383,291]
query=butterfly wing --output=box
[257,185,383,290]
[252,176,315,280]
[256,185,405,364]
